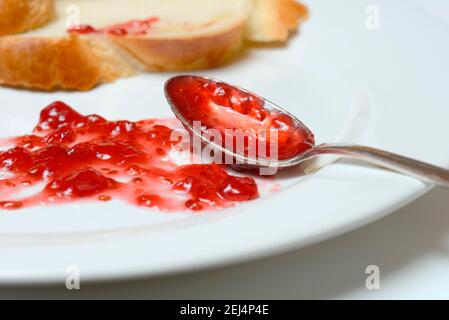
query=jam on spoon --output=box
[165,75,315,162]
[166,75,449,188]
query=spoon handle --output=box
[306,144,449,188]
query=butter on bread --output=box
[0,0,307,91]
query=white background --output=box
[1,0,449,299]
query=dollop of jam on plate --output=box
[0,102,259,211]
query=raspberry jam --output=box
[68,17,159,36]
[165,76,315,161]
[0,102,259,211]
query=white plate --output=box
[0,0,448,285]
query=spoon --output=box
[165,75,449,188]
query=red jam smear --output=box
[68,17,159,36]
[166,76,315,161]
[0,102,258,211]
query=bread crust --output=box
[0,34,144,91]
[0,36,102,90]
[111,22,244,71]
[0,0,54,36]
[245,0,308,42]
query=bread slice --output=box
[0,0,307,91]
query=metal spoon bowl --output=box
[165,75,449,188]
